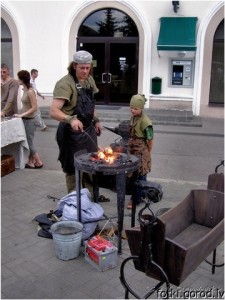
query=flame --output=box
[97,146,117,164]
[98,151,105,159]
[104,147,113,155]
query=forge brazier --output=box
[74,150,141,253]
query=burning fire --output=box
[96,147,117,164]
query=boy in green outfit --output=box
[127,94,154,209]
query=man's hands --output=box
[70,118,84,131]
[70,118,102,136]
[95,122,102,136]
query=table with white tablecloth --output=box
[1,118,30,169]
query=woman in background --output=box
[14,70,43,168]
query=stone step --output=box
[94,107,202,127]
[40,106,202,127]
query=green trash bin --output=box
[151,77,162,94]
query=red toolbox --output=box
[88,235,113,252]
[85,236,118,271]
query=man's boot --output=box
[65,173,75,193]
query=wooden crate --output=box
[126,189,224,286]
[1,155,15,177]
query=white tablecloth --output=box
[1,118,29,169]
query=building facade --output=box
[1,0,224,118]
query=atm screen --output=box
[172,65,183,85]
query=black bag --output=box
[34,212,60,239]
[135,180,163,203]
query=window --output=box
[209,20,224,104]
[1,18,13,75]
[78,8,138,37]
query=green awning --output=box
[157,17,198,51]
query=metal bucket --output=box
[51,221,83,260]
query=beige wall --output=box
[1,0,224,118]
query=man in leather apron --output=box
[50,51,102,193]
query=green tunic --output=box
[128,112,154,175]
[130,114,153,138]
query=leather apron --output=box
[56,79,97,174]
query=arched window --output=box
[1,18,13,74]
[209,19,224,105]
[78,8,138,37]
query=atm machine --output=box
[170,59,194,87]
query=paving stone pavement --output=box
[1,116,224,299]
[1,168,224,299]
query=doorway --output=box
[77,8,139,105]
[77,37,138,104]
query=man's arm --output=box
[1,81,19,116]
[93,109,102,136]
[1,102,13,116]
[50,98,83,131]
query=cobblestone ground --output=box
[1,168,224,299]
